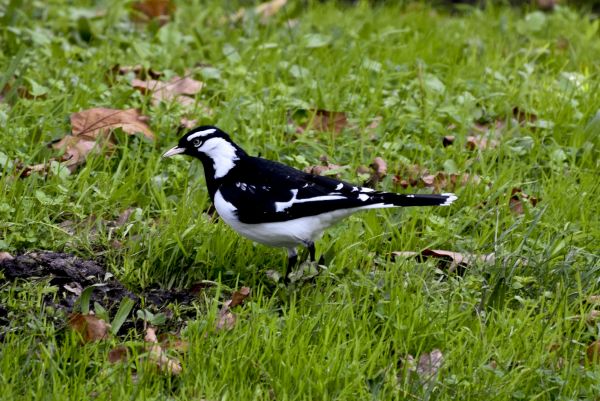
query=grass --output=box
[1,0,600,399]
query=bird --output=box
[163,125,457,283]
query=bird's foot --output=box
[286,260,323,284]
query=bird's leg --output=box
[307,242,316,262]
[284,248,298,283]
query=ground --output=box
[1,1,600,400]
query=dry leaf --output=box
[509,188,539,215]
[363,157,387,187]
[115,208,135,227]
[588,310,600,323]
[132,76,203,110]
[229,286,251,308]
[394,167,480,192]
[63,282,83,296]
[230,0,287,23]
[69,313,110,343]
[132,0,174,24]
[392,249,495,273]
[180,117,198,130]
[416,349,444,380]
[0,252,14,262]
[466,134,499,151]
[537,0,558,11]
[216,310,236,331]
[587,340,600,364]
[372,157,387,178]
[108,345,129,363]
[255,0,287,22]
[161,338,189,353]
[588,295,600,304]
[304,156,343,178]
[215,287,251,331]
[145,327,182,375]
[512,106,538,126]
[293,109,349,134]
[50,108,154,171]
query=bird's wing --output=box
[218,157,380,224]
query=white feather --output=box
[214,190,395,249]
[198,137,239,179]
[187,128,216,140]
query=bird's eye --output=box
[193,139,202,147]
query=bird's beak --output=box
[162,146,185,158]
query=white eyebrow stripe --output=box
[187,128,217,140]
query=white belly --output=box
[214,190,357,248]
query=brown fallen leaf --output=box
[392,249,495,273]
[420,172,481,192]
[132,76,204,112]
[69,313,110,343]
[0,252,14,262]
[255,0,287,22]
[230,0,287,24]
[145,326,182,375]
[466,134,500,151]
[512,106,538,126]
[216,287,252,331]
[416,349,444,380]
[292,109,349,134]
[179,117,198,130]
[132,0,174,25]
[372,157,387,178]
[363,157,387,188]
[587,340,600,364]
[567,310,600,324]
[108,345,129,363]
[216,309,237,331]
[160,337,190,353]
[52,108,154,170]
[229,286,251,308]
[509,188,539,215]
[132,76,202,103]
[304,156,344,178]
[536,0,558,11]
[115,208,136,228]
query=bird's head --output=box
[163,125,246,179]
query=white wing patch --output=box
[187,128,217,140]
[358,194,370,201]
[441,193,458,206]
[335,183,344,190]
[360,187,375,192]
[275,189,347,212]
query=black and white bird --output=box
[163,126,457,282]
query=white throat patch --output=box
[198,137,240,178]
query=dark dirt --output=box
[0,251,199,330]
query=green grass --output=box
[1,1,600,399]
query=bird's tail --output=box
[375,192,457,207]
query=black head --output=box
[162,126,233,158]
[163,125,247,181]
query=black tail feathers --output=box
[379,192,457,207]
